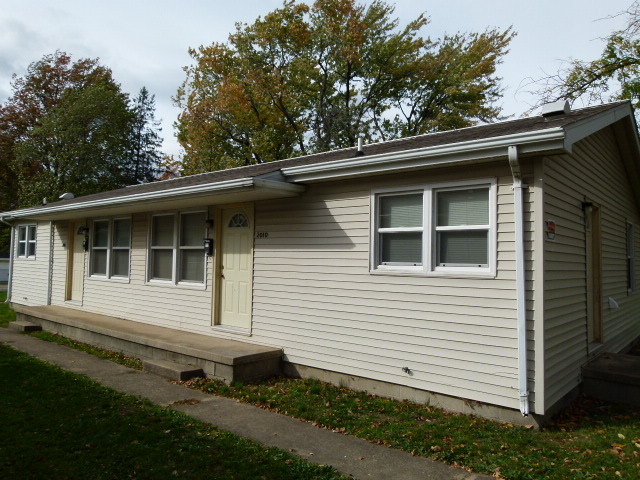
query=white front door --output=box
[218,206,254,329]
[68,221,86,302]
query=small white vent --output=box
[541,100,571,117]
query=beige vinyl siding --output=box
[252,163,533,411]
[52,212,218,334]
[544,127,640,409]
[11,221,51,306]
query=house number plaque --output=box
[256,232,269,239]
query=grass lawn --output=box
[0,291,15,327]
[3,296,640,478]
[0,344,346,480]
[182,377,640,480]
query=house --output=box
[2,100,640,426]
[0,253,9,283]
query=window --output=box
[17,225,37,258]
[627,222,636,292]
[435,188,490,267]
[373,180,495,275]
[149,211,206,284]
[377,193,423,266]
[90,218,131,278]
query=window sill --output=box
[145,280,207,291]
[370,268,496,279]
[16,256,37,261]
[88,275,131,284]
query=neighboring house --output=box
[2,100,640,425]
[0,253,9,283]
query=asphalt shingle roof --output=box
[18,101,627,212]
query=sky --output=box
[0,0,634,159]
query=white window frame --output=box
[89,217,131,280]
[17,224,37,259]
[147,210,207,287]
[370,178,497,277]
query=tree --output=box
[0,51,165,211]
[533,2,640,109]
[175,0,513,175]
[128,87,163,183]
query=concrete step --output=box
[11,304,282,384]
[9,320,42,333]
[143,359,205,381]
[582,352,640,406]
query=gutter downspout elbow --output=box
[508,145,530,416]
[0,216,14,304]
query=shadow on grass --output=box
[0,344,346,480]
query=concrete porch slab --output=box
[11,304,282,383]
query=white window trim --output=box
[89,217,132,280]
[146,210,208,288]
[370,178,497,277]
[17,224,37,260]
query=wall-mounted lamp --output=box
[77,226,89,235]
[206,219,214,228]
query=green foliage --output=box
[0,225,9,253]
[535,2,640,110]
[175,0,513,174]
[0,345,346,480]
[128,86,163,183]
[0,51,164,210]
[184,376,640,479]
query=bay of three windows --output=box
[376,181,494,273]
[90,212,206,283]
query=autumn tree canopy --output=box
[175,0,514,174]
[0,51,164,210]
[534,2,640,110]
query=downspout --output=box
[508,145,530,416]
[47,221,54,305]
[0,216,14,304]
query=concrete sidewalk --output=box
[0,327,489,480]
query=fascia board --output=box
[282,128,566,183]
[2,177,257,219]
[563,103,633,151]
[252,178,306,194]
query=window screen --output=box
[378,193,423,266]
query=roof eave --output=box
[281,127,567,183]
[0,177,305,221]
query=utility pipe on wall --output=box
[508,145,530,416]
[0,216,14,304]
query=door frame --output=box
[585,201,603,346]
[212,203,255,331]
[66,220,86,303]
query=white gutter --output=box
[508,145,530,416]
[1,177,304,220]
[0,216,14,304]
[282,128,566,183]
